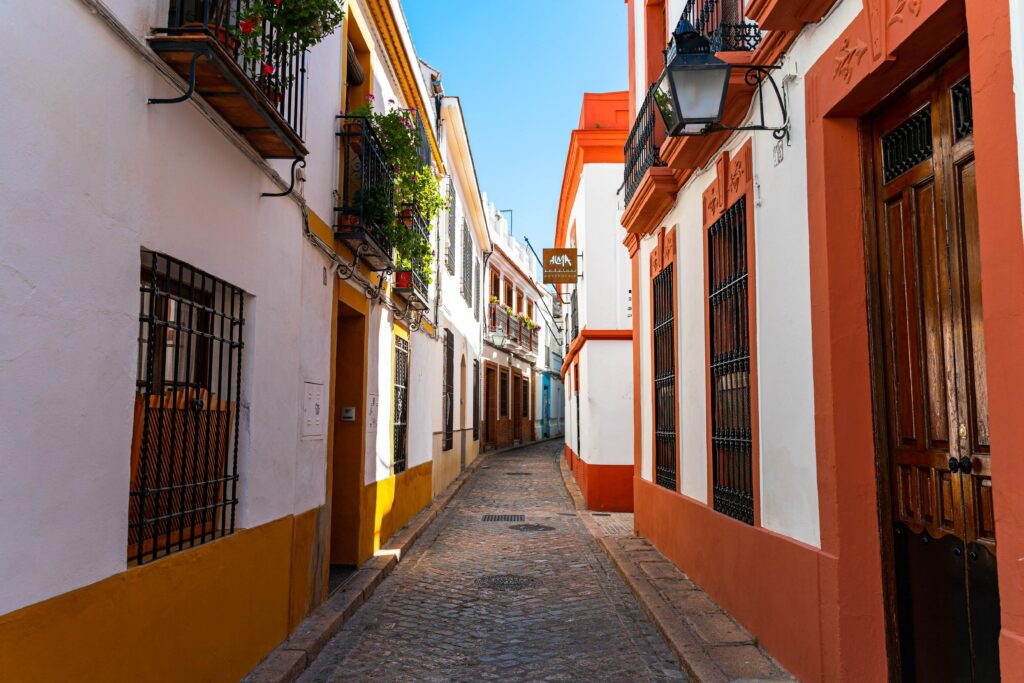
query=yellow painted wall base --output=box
[356,460,433,564]
[0,513,324,683]
[431,431,481,496]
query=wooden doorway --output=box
[485,365,497,449]
[329,301,366,570]
[512,375,523,442]
[866,49,996,681]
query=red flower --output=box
[263,63,275,76]
[239,18,255,35]
[274,0,283,4]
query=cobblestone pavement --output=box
[299,441,687,682]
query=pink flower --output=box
[366,93,375,101]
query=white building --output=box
[0,0,487,679]
[557,92,635,512]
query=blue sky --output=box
[403,1,627,256]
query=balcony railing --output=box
[624,84,666,206]
[393,204,430,311]
[488,303,539,356]
[151,0,307,158]
[335,115,395,270]
[680,0,761,53]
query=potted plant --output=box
[342,97,447,278]
[234,0,345,62]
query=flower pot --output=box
[394,270,413,290]
[182,22,238,55]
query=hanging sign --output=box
[542,249,578,284]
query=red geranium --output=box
[239,18,255,35]
[263,63,275,76]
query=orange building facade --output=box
[620,0,1024,680]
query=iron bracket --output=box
[262,159,306,198]
[149,51,204,105]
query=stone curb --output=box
[557,454,731,683]
[246,438,562,683]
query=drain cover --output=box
[509,523,555,532]
[482,514,525,522]
[505,472,532,476]
[475,574,537,591]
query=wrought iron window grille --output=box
[131,251,245,565]
[446,181,457,276]
[443,329,454,451]
[653,264,677,491]
[500,370,509,418]
[461,221,473,305]
[708,198,754,524]
[393,336,409,474]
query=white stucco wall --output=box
[0,1,334,614]
[579,343,634,466]
[637,235,654,482]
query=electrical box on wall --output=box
[302,381,325,439]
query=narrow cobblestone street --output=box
[299,442,686,682]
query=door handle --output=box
[948,456,973,474]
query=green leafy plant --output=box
[233,0,344,88]
[347,98,447,282]
[489,296,499,304]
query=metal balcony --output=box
[150,0,307,158]
[681,0,761,53]
[624,84,667,207]
[335,115,396,270]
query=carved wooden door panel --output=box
[870,50,997,682]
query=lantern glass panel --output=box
[667,59,731,125]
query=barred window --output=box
[393,335,409,474]
[653,263,676,491]
[461,221,473,305]
[131,251,244,565]
[443,329,454,451]
[446,181,456,275]
[473,259,481,320]
[472,359,480,440]
[500,369,509,418]
[709,197,753,525]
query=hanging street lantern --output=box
[654,20,731,136]
[653,16,790,140]
[491,326,506,348]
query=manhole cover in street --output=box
[474,574,537,591]
[505,472,532,476]
[509,523,555,532]
[482,514,525,522]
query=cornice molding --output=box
[620,166,680,237]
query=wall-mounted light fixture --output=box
[654,17,789,140]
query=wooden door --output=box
[513,376,523,441]
[485,366,497,448]
[869,50,997,681]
